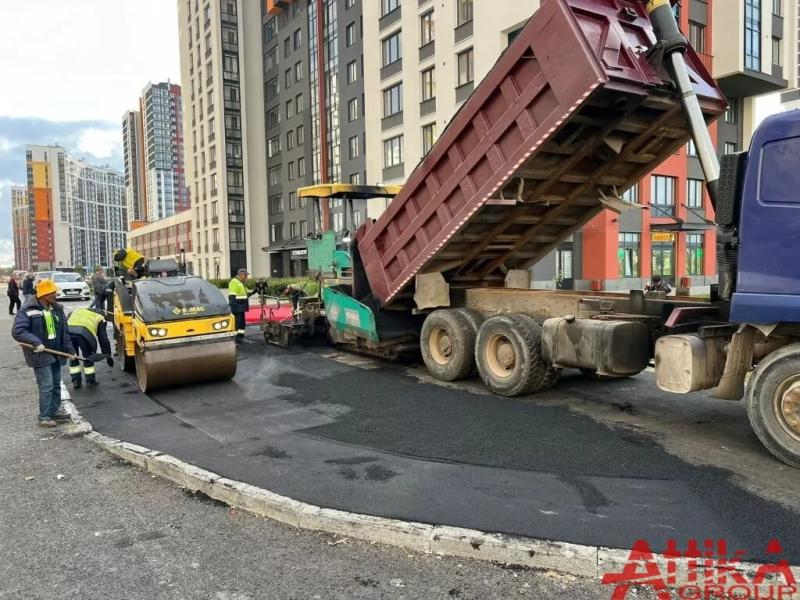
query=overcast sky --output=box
[0,0,181,267]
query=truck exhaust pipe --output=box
[645,0,720,208]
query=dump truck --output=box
[287,0,800,469]
[111,258,237,392]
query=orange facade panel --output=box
[32,188,51,221]
[266,0,292,15]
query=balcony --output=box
[212,216,219,224]
[226,156,243,167]
[211,187,218,197]
[220,10,236,25]
[209,160,216,170]
[222,41,238,54]
[650,203,676,218]
[213,243,220,252]
[223,71,240,82]
[228,185,244,196]
[224,99,241,110]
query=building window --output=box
[269,194,283,215]
[295,93,304,113]
[725,101,737,124]
[457,48,474,86]
[724,142,738,155]
[265,46,278,71]
[422,123,436,156]
[349,135,360,159]
[621,184,638,203]
[297,125,305,145]
[350,172,361,185]
[290,222,297,239]
[298,157,306,177]
[346,22,356,47]
[507,26,524,47]
[346,0,356,7]
[300,220,308,236]
[420,11,434,46]
[688,21,705,53]
[288,161,295,180]
[686,234,704,276]
[745,0,761,71]
[286,99,294,119]
[382,32,402,67]
[456,0,473,26]
[267,107,279,129]
[347,60,358,84]
[348,97,359,122]
[421,67,435,101]
[618,233,641,278]
[295,61,303,81]
[270,223,281,243]
[286,130,295,150]
[686,178,703,208]
[381,0,399,16]
[383,83,403,117]
[383,135,403,168]
[265,18,276,42]
[293,28,302,50]
[268,136,281,158]
[284,37,291,58]
[773,0,782,15]
[651,175,676,217]
[687,140,697,157]
[266,77,279,101]
[285,68,292,88]
[289,192,297,211]
[268,166,281,186]
[772,37,783,67]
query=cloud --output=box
[0,135,18,155]
[0,239,13,268]
[77,127,121,159]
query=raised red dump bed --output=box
[356,0,725,308]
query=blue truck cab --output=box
[728,110,800,324]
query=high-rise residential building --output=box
[122,82,188,229]
[122,109,146,226]
[177,0,268,280]
[24,145,127,270]
[11,185,31,271]
[261,0,367,277]
[361,0,796,294]
[779,0,800,108]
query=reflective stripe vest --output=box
[118,248,145,271]
[228,277,248,300]
[68,307,105,336]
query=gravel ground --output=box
[0,314,646,600]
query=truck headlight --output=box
[213,319,229,330]
[149,328,168,337]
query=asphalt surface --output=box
[1,304,635,600]
[61,316,800,564]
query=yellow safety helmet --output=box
[36,279,59,298]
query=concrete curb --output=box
[64,400,800,584]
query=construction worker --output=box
[282,283,307,310]
[67,307,113,389]
[228,268,255,343]
[113,247,148,279]
[645,274,672,295]
[11,279,73,427]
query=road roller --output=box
[112,267,237,392]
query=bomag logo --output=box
[172,306,206,315]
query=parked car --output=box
[33,271,54,284]
[52,272,90,301]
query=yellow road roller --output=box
[112,266,237,392]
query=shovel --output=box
[18,343,110,363]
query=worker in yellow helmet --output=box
[228,268,255,343]
[113,248,148,279]
[67,307,113,389]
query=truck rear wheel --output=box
[747,343,800,468]
[475,314,556,397]
[420,310,476,381]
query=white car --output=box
[52,272,90,301]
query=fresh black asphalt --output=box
[73,333,800,563]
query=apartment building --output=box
[262,0,367,277]
[127,209,194,274]
[362,0,796,293]
[122,82,188,228]
[11,185,31,271]
[177,0,268,279]
[22,145,126,270]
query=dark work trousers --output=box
[233,310,246,343]
[8,295,20,315]
[69,334,96,386]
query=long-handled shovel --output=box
[18,343,110,363]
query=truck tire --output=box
[116,328,135,373]
[420,310,477,381]
[746,343,800,469]
[475,314,556,397]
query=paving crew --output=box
[11,279,73,427]
[66,306,113,389]
[282,282,307,311]
[113,247,148,279]
[228,268,255,343]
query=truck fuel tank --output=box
[542,317,650,378]
[655,334,726,394]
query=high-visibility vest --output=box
[228,277,248,300]
[117,248,145,271]
[68,308,105,337]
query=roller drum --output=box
[135,338,237,393]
